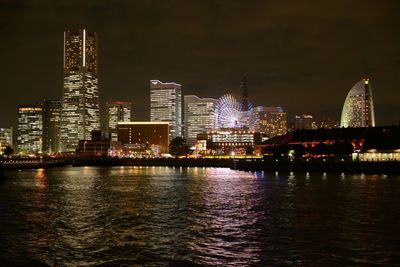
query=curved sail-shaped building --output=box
[340,78,375,128]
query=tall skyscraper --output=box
[17,104,43,154]
[184,95,216,146]
[254,106,287,137]
[150,80,182,139]
[341,78,375,128]
[107,101,132,141]
[42,99,61,153]
[59,29,100,151]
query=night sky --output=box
[1,0,399,129]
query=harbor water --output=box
[0,167,399,266]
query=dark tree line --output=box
[264,141,354,159]
[168,137,190,157]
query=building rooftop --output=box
[264,126,400,150]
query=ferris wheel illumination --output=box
[213,93,256,129]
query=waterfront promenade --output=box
[2,157,399,174]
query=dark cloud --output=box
[0,0,399,129]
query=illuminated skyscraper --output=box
[17,104,43,154]
[42,99,61,153]
[341,78,375,128]
[107,101,132,141]
[254,106,287,137]
[150,80,182,139]
[184,95,216,146]
[59,29,100,151]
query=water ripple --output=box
[0,167,399,266]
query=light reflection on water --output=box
[0,167,399,266]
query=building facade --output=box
[17,104,43,154]
[42,99,61,153]
[117,122,170,156]
[60,29,100,151]
[341,78,375,128]
[107,101,132,141]
[254,106,287,138]
[150,80,182,139]
[0,127,13,154]
[295,114,314,130]
[184,95,216,146]
[76,130,111,157]
[197,128,256,156]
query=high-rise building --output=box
[254,106,287,137]
[184,95,216,146]
[42,99,61,153]
[0,127,13,154]
[341,78,375,128]
[294,114,314,130]
[106,101,132,141]
[150,80,182,139]
[17,104,43,154]
[59,29,100,151]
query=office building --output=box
[295,114,314,130]
[341,78,375,127]
[42,99,61,153]
[0,127,13,154]
[117,122,170,156]
[184,95,216,146]
[60,29,100,151]
[150,80,182,139]
[107,101,132,141]
[17,104,43,154]
[254,106,287,138]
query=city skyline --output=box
[1,1,399,130]
[1,3,400,266]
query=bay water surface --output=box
[0,166,399,266]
